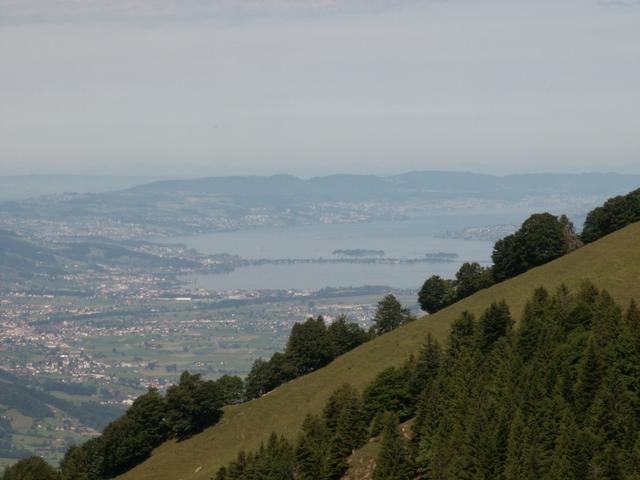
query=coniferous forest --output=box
[215,283,640,480]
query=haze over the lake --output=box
[1,0,639,177]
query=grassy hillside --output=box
[121,222,640,480]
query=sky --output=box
[1,0,639,177]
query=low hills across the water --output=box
[2,172,639,239]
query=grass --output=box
[5,409,33,430]
[345,439,381,480]
[121,222,640,480]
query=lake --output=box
[166,211,532,291]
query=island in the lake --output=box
[332,249,385,257]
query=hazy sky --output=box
[1,0,639,177]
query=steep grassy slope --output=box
[122,222,640,480]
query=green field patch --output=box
[5,409,33,431]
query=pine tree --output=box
[413,377,445,473]
[321,384,367,480]
[294,415,329,480]
[326,316,369,357]
[445,348,481,427]
[372,413,414,480]
[573,428,600,480]
[573,337,602,418]
[628,433,640,478]
[555,331,590,405]
[588,367,636,449]
[504,410,534,480]
[244,358,271,399]
[588,442,624,480]
[363,363,414,420]
[477,301,513,353]
[613,299,640,397]
[527,395,562,476]
[424,415,456,480]
[517,289,550,362]
[627,299,640,332]
[463,401,506,480]
[335,396,367,451]
[482,338,520,426]
[608,331,640,397]
[545,411,578,480]
[322,434,350,480]
[324,405,366,480]
[577,280,600,304]
[322,383,364,437]
[446,421,476,480]
[260,433,294,480]
[410,333,441,397]
[565,302,594,332]
[447,311,476,361]
[591,290,623,348]
[60,445,89,480]
[372,294,413,335]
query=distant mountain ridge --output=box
[1,171,638,239]
[131,171,640,199]
[2,171,638,203]
[0,175,166,201]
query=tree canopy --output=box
[373,413,414,480]
[581,188,640,243]
[372,294,413,335]
[244,316,370,400]
[418,275,456,314]
[2,456,59,480]
[54,374,233,479]
[492,213,578,282]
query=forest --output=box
[215,283,640,480]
